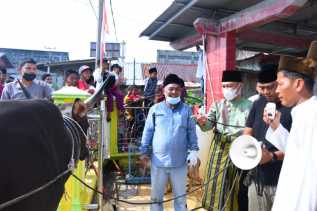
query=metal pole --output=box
[98,100,106,211]
[44,46,55,73]
[96,0,105,210]
[133,58,136,85]
[48,51,51,74]
[47,65,50,74]
[96,0,104,70]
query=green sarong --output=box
[202,132,240,211]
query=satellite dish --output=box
[229,135,262,170]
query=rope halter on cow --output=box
[0,115,88,210]
[63,114,88,169]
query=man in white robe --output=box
[264,41,317,211]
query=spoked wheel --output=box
[102,162,119,200]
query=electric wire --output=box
[109,0,118,41]
[202,33,220,115]
[88,0,98,20]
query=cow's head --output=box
[71,99,89,160]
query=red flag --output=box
[102,0,109,34]
[100,0,109,63]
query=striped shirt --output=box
[144,77,157,97]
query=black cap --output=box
[65,69,79,78]
[222,70,242,82]
[257,64,278,83]
[179,77,185,87]
[0,66,7,74]
[111,64,122,71]
[163,74,182,87]
[41,73,51,81]
[149,67,157,74]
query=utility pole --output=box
[133,58,136,85]
[96,1,105,211]
[95,0,104,71]
[120,40,126,64]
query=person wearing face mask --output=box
[1,59,52,100]
[41,73,56,91]
[193,70,252,211]
[140,74,199,211]
[41,73,52,84]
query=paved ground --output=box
[102,184,206,211]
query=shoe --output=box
[106,113,111,122]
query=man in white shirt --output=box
[264,41,317,211]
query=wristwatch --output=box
[271,152,278,163]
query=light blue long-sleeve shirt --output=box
[140,101,199,168]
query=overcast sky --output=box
[0,0,174,62]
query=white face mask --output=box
[166,96,181,105]
[223,88,238,101]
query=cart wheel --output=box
[102,201,117,211]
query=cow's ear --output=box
[72,98,88,118]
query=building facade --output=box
[0,48,69,81]
[157,50,199,65]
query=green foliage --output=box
[185,90,203,106]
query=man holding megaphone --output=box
[193,70,252,211]
[243,64,292,211]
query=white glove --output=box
[93,68,102,82]
[187,150,198,167]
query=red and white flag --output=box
[100,0,109,63]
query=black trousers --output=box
[238,171,249,211]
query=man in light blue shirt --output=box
[140,74,199,211]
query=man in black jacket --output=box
[243,64,292,211]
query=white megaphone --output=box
[229,135,262,170]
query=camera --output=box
[265,102,276,120]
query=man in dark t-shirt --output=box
[244,64,292,211]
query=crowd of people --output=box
[0,60,162,122]
[140,40,317,211]
[0,59,185,144]
[1,41,317,211]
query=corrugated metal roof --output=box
[142,63,199,82]
[0,53,14,68]
[140,0,317,55]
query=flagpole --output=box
[96,0,104,70]
[96,1,105,211]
